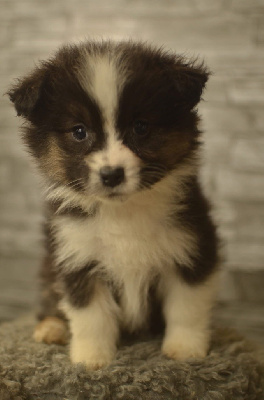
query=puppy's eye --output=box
[133,120,149,136]
[71,125,88,141]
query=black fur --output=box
[175,176,218,284]
[62,263,98,308]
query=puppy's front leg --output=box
[62,279,120,370]
[160,272,216,361]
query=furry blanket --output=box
[0,315,263,400]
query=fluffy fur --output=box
[8,40,218,369]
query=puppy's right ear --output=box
[8,66,48,119]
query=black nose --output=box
[100,166,125,188]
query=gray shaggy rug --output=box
[0,315,264,400]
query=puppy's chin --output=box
[95,188,135,204]
[102,193,128,203]
[85,177,141,204]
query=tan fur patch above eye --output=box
[33,316,69,345]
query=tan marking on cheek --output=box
[33,316,69,345]
[160,133,193,168]
[40,137,67,183]
[142,132,193,169]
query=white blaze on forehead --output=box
[77,48,141,188]
[78,51,126,132]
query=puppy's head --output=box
[8,41,209,205]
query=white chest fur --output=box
[52,191,197,330]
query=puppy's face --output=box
[9,41,209,203]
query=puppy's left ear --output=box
[172,60,210,110]
[8,66,48,119]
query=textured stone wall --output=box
[0,0,264,318]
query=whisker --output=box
[64,178,84,189]
[139,164,168,190]
[43,182,58,196]
[143,165,166,171]
[141,171,165,177]
[141,172,166,180]
[67,182,84,190]
[141,167,166,172]
[43,178,84,197]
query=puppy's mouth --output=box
[107,192,123,198]
[97,184,138,202]
[102,188,131,202]
[106,194,128,203]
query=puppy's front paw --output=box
[70,339,116,370]
[162,328,209,361]
[34,317,69,345]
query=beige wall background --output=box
[0,0,264,321]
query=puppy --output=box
[8,40,218,370]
